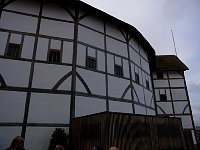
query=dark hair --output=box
[9,136,24,150]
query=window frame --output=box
[5,43,21,58]
[156,71,164,79]
[135,72,140,84]
[160,94,167,101]
[48,49,61,63]
[114,64,123,77]
[146,80,150,89]
[86,56,97,70]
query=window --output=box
[135,73,140,84]
[48,50,61,63]
[156,71,163,79]
[146,80,150,89]
[86,57,97,69]
[114,65,123,77]
[160,94,167,101]
[6,43,21,58]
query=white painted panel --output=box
[144,89,153,107]
[0,11,38,33]
[155,89,160,101]
[35,38,49,61]
[75,96,106,117]
[157,102,173,114]
[106,37,128,57]
[25,127,69,150]
[28,93,70,123]
[21,36,35,59]
[124,88,132,100]
[166,89,171,100]
[78,25,104,49]
[129,38,139,53]
[129,46,140,66]
[5,0,40,15]
[77,68,106,96]
[146,109,156,116]
[32,63,71,89]
[139,68,143,85]
[133,82,145,104]
[109,101,133,113]
[0,59,31,87]
[115,56,121,65]
[0,127,21,150]
[40,19,74,39]
[97,51,105,72]
[88,47,96,57]
[139,45,148,60]
[62,41,73,64]
[170,79,185,87]
[131,63,135,80]
[76,44,86,66]
[177,115,193,128]
[168,71,183,78]
[76,76,88,93]
[79,15,104,33]
[171,89,187,100]
[57,76,71,91]
[0,91,26,122]
[173,101,188,114]
[10,33,22,44]
[106,22,125,41]
[50,39,61,50]
[0,32,8,55]
[153,80,169,88]
[159,89,165,94]
[134,104,146,115]
[123,59,130,78]
[108,76,130,98]
[141,57,150,74]
[152,72,157,79]
[43,3,73,21]
[107,54,114,74]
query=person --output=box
[6,136,25,150]
[109,147,118,150]
[55,144,65,150]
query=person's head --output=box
[10,136,24,150]
[55,144,65,150]
[109,147,118,150]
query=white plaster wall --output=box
[157,102,173,114]
[177,115,193,128]
[123,59,130,78]
[32,63,72,90]
[106,37,128,57]
[106,22,125,41]
[168,71,183,78]
[0,32,8,55]
[50,39,61,50]
[77,44,86,66]
[108,76,130,98]
[134,104,146,115]
[171,89,187,100]
[141,57,150,74]
[107,54,114,74]
[153,80,169,88]
[131,63,135,80]
[115,56,121,66]
[21,36,35,59]
[0,59,31,87]
[0,127,22,150]
[173,101,189,114]
[144,89,153,107]
[97,51,105,72]
[63,41,73,64]
[139,45,148,60]
[169,79,185,87]
[154,89,160,101]
[109,101,133,113]
[40,19,74,39]
[57,76,71,91]
[42,3,73,21]
[133,82,145,104]
[129,38,139,53]
[88,47,96,57]
[166,89,171,100]
[76,68,106,96]
[146,109,156,116]
[10,33,22,44]
[35,38,49,61]
[0,91,26,122]
[123,88,132,100]
[28,93,70,123]
[0,11,38,33]
[75,96,106,117]
[129,46,140,66]
[79,15,104,33]
[5,0,40,15]
[25,127,69,150]
[78,25,104,49]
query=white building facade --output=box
[0,0,156,149]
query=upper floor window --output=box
[6,43,21,58]
[156,71,163,79]
[86,56,97,70]
[146,80,150,89]
[114,65,123,77]
[160,94,167,101]
[48,50,61,63]
[135,73,140,84]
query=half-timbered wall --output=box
[153,71,196,145]
[0,0,155,149]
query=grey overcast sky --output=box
[81,0,200,126]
